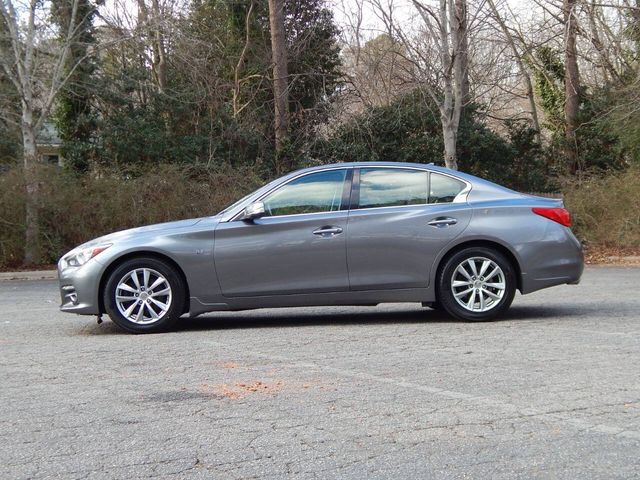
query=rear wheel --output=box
[437,247,516,321]
[103,257,186,333]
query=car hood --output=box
[77,216,219,249]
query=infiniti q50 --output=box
[58,162,583,333]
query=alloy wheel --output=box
[115,268,173,324]
[450,257,506,313]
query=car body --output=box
[58,162,583,332]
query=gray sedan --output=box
[58,162,583,333]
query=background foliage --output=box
[0,164,262,268]
[1,0,640,267]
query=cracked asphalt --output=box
[1,266,639,479]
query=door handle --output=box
[428,217,458,227]
[312,226,343,236]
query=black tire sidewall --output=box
[103,257,186,333]
[437,247,516,322]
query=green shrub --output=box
[564,167,640,248]
[0,164,264,268]
[0,168,26,267]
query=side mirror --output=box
[242,201,265,221]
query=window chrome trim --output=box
[355,165,472,210]
[242,209,349,221]
[229,167,352,221]
[227,164,471,221]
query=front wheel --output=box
[103,257,186,333]
[437,247,516,321]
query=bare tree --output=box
[341,34,415,111]
[232,0,259,118]
[268,0,290,173]
[485,0,541,139]
[453,0,469,107]
[136,0,169,93]
[564,0,581,173]
[411,0,469,170]
[0,0,92,264]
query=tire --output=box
[436,247,516,321]
[103,257,186,333]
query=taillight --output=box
[532,207,572,227]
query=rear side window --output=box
[262,169,347,216]
[358,168,428,209]
[429,173,465,204]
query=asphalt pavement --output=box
[1,267,639,479]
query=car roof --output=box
[290,162,481,185]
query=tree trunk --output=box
[21,104,40,266]
[452,0,469,107]
[442,120,458,171]
[563,0,580,174]
[150,0,167,93]
[440,0,462,170]
[267,0,289,174]
[524,73,541,143]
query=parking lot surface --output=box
[1,267,639,479]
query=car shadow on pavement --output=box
[175,303,592,332]
[78,303,598,335]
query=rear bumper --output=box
[520,226,584,294]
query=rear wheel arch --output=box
[435,240,523,293]
[98,251,190,315]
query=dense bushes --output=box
[564,167,640,248]
[0,164,263,268]
[1,162,639,269]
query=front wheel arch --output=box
[98,251,190,315]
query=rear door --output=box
[346,167,472,290]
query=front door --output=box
[347,167,472,290]
[214,169,351,297]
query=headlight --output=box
[64,244,112,268]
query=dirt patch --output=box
[221,362,240,369]
[199,380,320,400]
[201,380,285,400]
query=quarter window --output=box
[429,173,465,203]
[262,169,347,216]
[358,168,428,209]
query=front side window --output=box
[429,173,465,204]
[262,169,347,216]
[358,168,428,209]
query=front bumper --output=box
[58,258,104,315]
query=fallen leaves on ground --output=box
[584,245,640,265]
